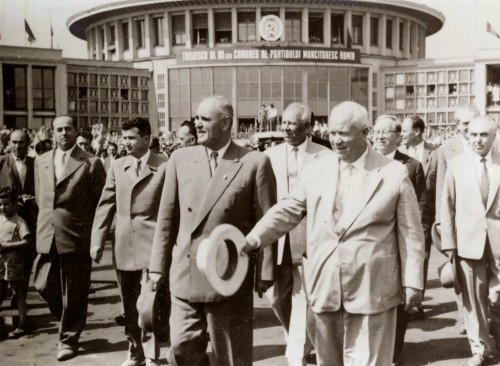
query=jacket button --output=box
[224,209,229,214]
[188,207,192,212]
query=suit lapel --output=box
[422,148,431,174]
[192,142,242,233]
[123,156,137,182]
[322,155,340,229]
[6,155,22,191]
[335,149,382,239]
[133,153,157,187]
[41,150,56,190]
[57,147,86,185]
[488,152,500,211]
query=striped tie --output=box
[480,157,489,208]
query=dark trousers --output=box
[393,304,408,363]
[34,247,91,349]
[169,294,253,366]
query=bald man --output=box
[243,101,425,365]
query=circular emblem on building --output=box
[259,15,283,41]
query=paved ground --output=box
[0,245,497,366]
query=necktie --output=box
[210,151,218,176]
[135,159,141,177]
[333,164,354,223]
[56,152,67,182]
[480,157,489,208]
[288,147,298,191]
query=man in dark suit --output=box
[0,130,38,302]
[400,115,438,318]
[148,95,276,366]
[34,115,106,361]
[372,114,426,366]
[91,118,167,366]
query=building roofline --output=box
[67,0,444,40]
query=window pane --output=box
[370,17,379,46]
[309,13,323,43]
[352,15,363,45]
[172,15,186,45]
[331,14,344,45]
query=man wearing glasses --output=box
[372,115,426,366]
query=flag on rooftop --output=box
[487,21,500,39]
[24,19,36,44]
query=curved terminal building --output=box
[67,0,445,131]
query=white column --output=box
[129,17,137,58]
[403,19,411,59]
[95,26,103,60]
[280,7,286,41]
[164,12,171,54]
[256,8,261,40]
[418,25,425,58]
[324,8,331,47]
[379,14,386,55]
[185,10,192,48]
[26,65,33,127]
[115,20,123,60]
[302,8,309,45]
[145,14,153,56]
[393,16,399,58]
[103,23,110,60]
[345,10,352,46]
[411,22,419,59]
[363,12,370,53]
[87,28,95,59]
[231,8,238,43]
[208,9,215,47]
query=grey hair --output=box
[374,114,402,132]
[329,101,370,130]
[284,102,312,125]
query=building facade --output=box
[67,0,444,132]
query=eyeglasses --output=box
[372,129,399,136]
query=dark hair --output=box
[404,115,426,133]
[0,186,18,202]
[149,137,160,149]
[107,142,118,150]
[77,131,93,141]
[121,117,151,137]
[180,120,198,144]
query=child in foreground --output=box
[0,187,30,338]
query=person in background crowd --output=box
[176,120,197,149]
[400,115,438,320]
[309,113,332,150]
[148,95,276,366]
[435,105,481,336]
[441,116,500,366]
[258,105,268,132]
[91,117,168,366]
[104,142,119,172]
[243,101,425,366]
[35,139,53,156]
[76,131,94,154]
[372,114,426,366]
[0,187,30,339]
[266,102,330,366]
[0,130,38,312]
[148,137,161,155]
[267,103,278,132]
[33,115,106,362]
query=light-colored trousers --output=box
[459,242,500,357]
[311,306,397,366]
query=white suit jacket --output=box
[265,139,330,265]
[441,150,500,259]
[248,146,425,314]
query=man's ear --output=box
[223,115,232,131]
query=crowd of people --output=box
[0,97,498,366]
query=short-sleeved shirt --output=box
[0,214,30,281]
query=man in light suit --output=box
[34,115,106,361]
[243,101,425,366]
[372,114,427,366]
[441,116,500,366]
[0,130,38,303]
[265,102,329,366]
[91,118,167,366]
[400,115,438,318]
[148,95,276,366]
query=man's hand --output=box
[148,272,163,291]
[255,280,274,298]
[403,287,423,312]
[240,239,260,256]
[90,246,103,264]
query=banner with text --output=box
[177,47,360,64]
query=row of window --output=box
[95,10,413,52]
[3,64,55,111]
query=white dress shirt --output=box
[131,149,151,177]
[54,145,76,182]
[206,140,231,176]
[11,153,26,189]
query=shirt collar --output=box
[287,138,308,154]
[340,145,369,171]
[11,153,26,163]
[206,139,231,160]
[55,144,77,159]
[385,149,397,160]
[132,149,151,167]
[474,149,492,165]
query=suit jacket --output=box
[394,150,426,203]
[149,141,277,302]
[91,153,168,271]
[35,146,106,254]
[265,140,330,265]
[441,151,500,260]
[247,146,425,314]
[0,154,37,231]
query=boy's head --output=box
[0,187,18,217]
